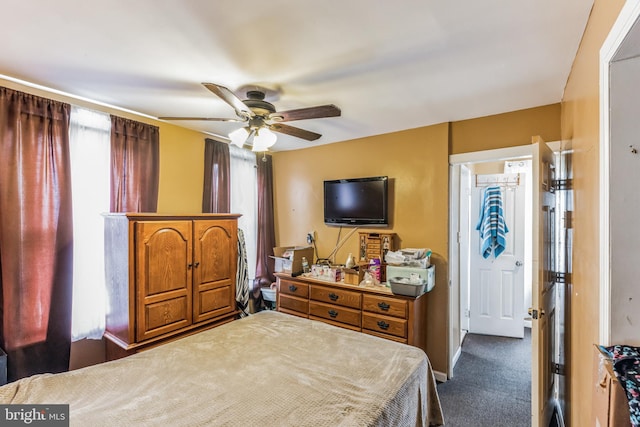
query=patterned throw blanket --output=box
[606,345,640,427]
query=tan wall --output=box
[271,106,558,374]
[272,124,450,372]
[155,124,205,213]
[451,103,561,154]
[560,1,625,425]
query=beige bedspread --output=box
[0,311,443,426]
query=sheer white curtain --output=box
[69,106,111,341]
[229,145,258,281]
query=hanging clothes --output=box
[476,185,509,259]
[236,228,251,317]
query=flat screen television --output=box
[324,176,388,226]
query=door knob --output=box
[515,261,523,267]
[528,308,545,319]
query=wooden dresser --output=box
[276,273,428,354]
[103,213,241,360]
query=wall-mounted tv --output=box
[324,176,388,226]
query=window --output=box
[229,145,257,281]
[69,106,111,341]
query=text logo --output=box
[0,405,69,426]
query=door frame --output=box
[599,0,640,347]
[449,144,535,380]
[449,142,561,423]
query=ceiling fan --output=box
[159,83,341,151]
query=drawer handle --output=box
[328,309,339,318]
[329,292,339,301]
[288,285,298,292]
[378,302,390,311]
[377,320,390,330]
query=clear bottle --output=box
[301,256,310,274]
[345,252,355,269]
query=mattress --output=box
[0,311,444,426]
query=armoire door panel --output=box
[193,220,237,322]
[135,220,193,339]
[136,221,193,297]
[194,220,236,282]
[139,296,190,341]
[196,284,233,319]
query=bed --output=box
[0,311,444,426]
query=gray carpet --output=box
[436,329,531,427]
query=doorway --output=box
[467,163,530,339]
[599,0,640,348]
[449,142,569,427]
[449,145,534,373]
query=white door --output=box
[469,174,525,338]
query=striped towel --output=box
[236,228,251,317]
[476,186,509,259]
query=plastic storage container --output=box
[388,277,426,296]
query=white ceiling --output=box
[1,1,593,151]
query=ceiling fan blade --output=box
[158,116,244,122]
[269,104,341,122]
[269,123,321,141]
[202,83,253,119]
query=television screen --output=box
[324,176,388,226]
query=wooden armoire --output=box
[103,213,240,360]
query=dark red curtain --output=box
[254,154,276,289]
[202,138,230,213]
[110,116,159,213]
[0,87,73,381]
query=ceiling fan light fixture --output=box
[252,127,277,152]
[229,127,249,148]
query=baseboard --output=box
[447,329,467,380]
[451,345,462,375]
[434,370,448,383]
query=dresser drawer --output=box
[279,279,309,298]
[363,329,408,344]
[362,294,407,319]
[310,285,361,309]
[279,294,308,316]
[309,301,361,328]
[362,313,407,339]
